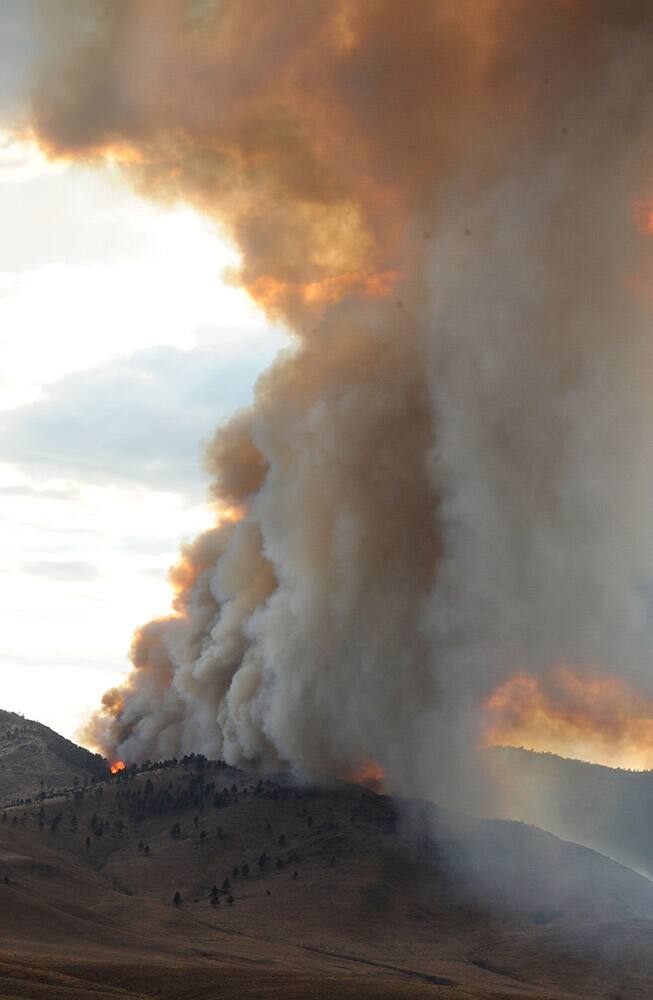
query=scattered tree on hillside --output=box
[173,890,182,907]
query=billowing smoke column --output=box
[30,1,653,803]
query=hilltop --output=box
[0,708,108,806]
[3,743,653,998]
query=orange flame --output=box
[110,760,126,774]
[484,665,653,770]
[345,761,385,793]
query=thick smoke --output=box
[29,1,653,806]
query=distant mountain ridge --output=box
[490,745,653,878]
[0,707,108,805]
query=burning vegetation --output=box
[345,762,385,794]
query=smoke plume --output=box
[27,1,653,804]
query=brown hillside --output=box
[0,708,108,807]
[3,753,653,998]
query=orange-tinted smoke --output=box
[42,1,653,779]
[632,201,653,236]
[484,666,653,770]
[30,0,636,330]
[168,516,242,612]
[79,526,230,752]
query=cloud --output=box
[0,340,278,498]
[0,483,77,500]
[0,139,281,410]
[23,559,99,582]
[140,566,171,579]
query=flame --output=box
[484,665,653,770]
[345,761,385,793]
[110,760,126,774]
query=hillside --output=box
[489,746,653,878]
[3,750,653,998]
[0,708,108,806]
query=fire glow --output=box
[346,761,385,793]
[632,201,653,236]
[110,760,126,774]
[484,666,653,771]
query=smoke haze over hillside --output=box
[23,1,653,804]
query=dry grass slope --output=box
[1,748,653,998]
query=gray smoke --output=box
[24,1,653,808]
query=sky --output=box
[0,127,285,741]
